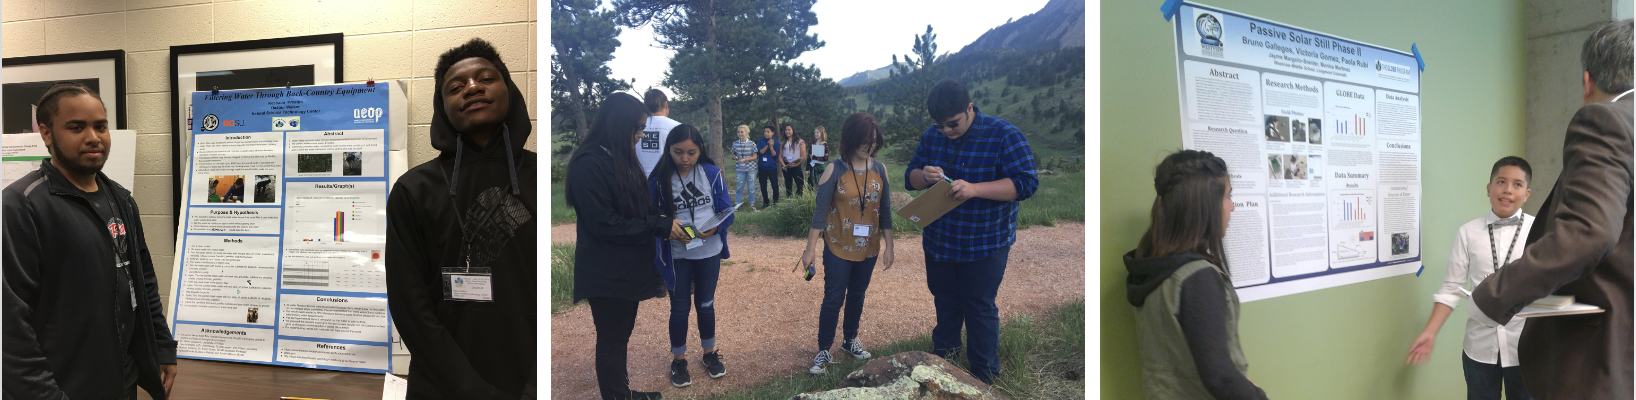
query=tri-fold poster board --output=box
[167,82,408,374]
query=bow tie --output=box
[1490,216,1522,227]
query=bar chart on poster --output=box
[168,82,405,374]
[1172,2,1422,301]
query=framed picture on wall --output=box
[169,33,342,229]
[2,50,127,134]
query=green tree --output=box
[550,0,629,141]
[616,0,823,161]
[881,25,945,162]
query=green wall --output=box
[1100,1,1527,398]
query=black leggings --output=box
[590,297,640,400]
[783,166,804,197]
[759,167,780,205]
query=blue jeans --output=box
[669,255,721,355]
[1462,352,1530,400]
[926,246,1010,384]
[734,169,756,206]
[818,247,877,351]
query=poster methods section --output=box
[170,83,393,373]
[1174,3,1422,301]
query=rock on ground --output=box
[791,351,1013,400]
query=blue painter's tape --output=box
[1161,0,1184,21]
[1412,43,1425,72]
[1416,264,1425,277]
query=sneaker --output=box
[669,359,692,388]
[841,338,872,360]
[808,350,833,374]
[750,205,758,211]
[702,351,726,378]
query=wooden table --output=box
[137,359,389,400]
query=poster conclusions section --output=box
[1174,3,1421,301]
[169,83,394,373]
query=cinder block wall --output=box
[1,0,539,311]
[1523,0,1624,213]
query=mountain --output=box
[959,0,1085,53]
[837,0,1083,87]
[838,65,892,87]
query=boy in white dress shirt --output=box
[1406,156,1535,400]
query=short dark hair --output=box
[926,79,971,122]
[1583,20,1633,94]
[1490,156,1533,185]
[644,89,668,113]
[839,113,883,160]
[763,125,776,134]
[434,38,510,88]
[35,81,103,129]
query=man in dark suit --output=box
[1473,19,1634,399]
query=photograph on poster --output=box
[255,175,277,203]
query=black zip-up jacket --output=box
[567,148,671,303]
[385,66,537,398]
[3,160,177,400]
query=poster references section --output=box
[171,83,394,374]
[1174,2,1421,301]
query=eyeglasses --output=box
[931,111,966,131]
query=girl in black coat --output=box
[565,92,688,400]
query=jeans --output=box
[669,255,721,355]
[926,246,1010,384]
[1462,352,1530,400]
[783,166,805,197]
[818,247,877,351]
[759,167,780,205]
[734,169,756,206]
[590,297,640,400]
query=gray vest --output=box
[1133,260,1250,399]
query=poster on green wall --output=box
[1172,2,1422,301]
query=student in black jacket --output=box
[566,92,688,400]
[3,81,178,399]
[385,38,537,399]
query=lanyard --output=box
[678,166,699,224]
[1487,223,1521,269]
[1614,89,1634,102]
[848,159,874,223]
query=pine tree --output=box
[550,0,629,141]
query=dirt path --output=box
[548,223,1085,399]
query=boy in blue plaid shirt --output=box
[730,124,758,210]
[904,79,1039,384]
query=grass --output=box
[550,244,578,314]
[552,183,576,226]
[686,299,1086,399]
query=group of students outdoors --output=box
[1125,21,1633,400]
[566,79,1040,399]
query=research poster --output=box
[1172,3,1422,301]
[169,83,394,373]
[1,130,137,190]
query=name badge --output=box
[853,224,872,237]
[685,238,704,250]
[447,274,493,301]
[441,266,494,302]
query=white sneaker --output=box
[808,350,833,374]
[842,338,872,360]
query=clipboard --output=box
[697,202,742,232]
[1454,288,1605,318]
[894,181,967,228]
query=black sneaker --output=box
[702,351,726,378]
[841,338,872,360]
[669,359,692,388]
[808,350,833,374]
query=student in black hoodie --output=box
[385,38,537,399]
[567,92,688,400]
[1123,150,1266,400]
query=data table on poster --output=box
[169,83,396,374]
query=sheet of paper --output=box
[383,374,409,400]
